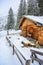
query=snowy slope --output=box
[0,37,21,65]
[0,30,43,65]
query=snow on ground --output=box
[0,30,7,37]
[0,31,21,65]
[0,30,42,65]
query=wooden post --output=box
[26,60,30,65]
[31,52,34,63]
[13,45,14,55]
[7,30,9,35]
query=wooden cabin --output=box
[19,15,43,45]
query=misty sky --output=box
[0,0,20,17]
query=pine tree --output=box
[16,0,26,30]
[6,8,15,30]
[38,0,43,15]
[27,0,39,16]
[23,0,26,15]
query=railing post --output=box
[13,45,14,55]
[26,60,30,65]
[7,30,9,35]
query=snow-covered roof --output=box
[23,15,43,24]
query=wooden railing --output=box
[30,49,43,65]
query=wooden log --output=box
[38,36,43,46]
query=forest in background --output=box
[0,0,43,30]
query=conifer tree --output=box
[27,0,39,16]
[38,0,43,15]
[16,0,26,29]
[23,0,26,15]
[6,8,15,30]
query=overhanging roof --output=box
[23,15,43,25]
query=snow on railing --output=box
[7,29,22,35]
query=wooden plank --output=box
[30,49,43,56]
